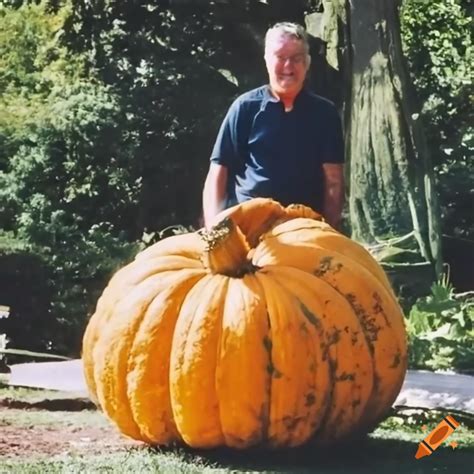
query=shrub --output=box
[406,275,474,371]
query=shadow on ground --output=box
[0,397,95,411]
[151,436,474,474]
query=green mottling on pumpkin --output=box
[266,362,283,378]
[334,409,347,423]
[266,362,274,376]
[329,358,338,375]
[263,335,272,353]
[345,292,380,345]
[283,416,303,432]
[390,352,401,368]
[314,256,343,278]
[372,292,383,314]
[373,292,391,326]
[298,301,321,329]
[336,371,356,382]
[320,341,328,360]
[352,398,361,409]
[327,327,341,346]
[273,368,283,379]
[305,392,316,407]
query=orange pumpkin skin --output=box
[82,198,407,449]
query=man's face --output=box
[264,33,310,97]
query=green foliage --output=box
[436,154,474,241]
[406,275,474,371]
[390,408,474,432]
[401,0,473,239]
[401,0,471,101]
[0,243,55,357]
[0,2,142,355]
[0,1,74,93]
[62,0,249,230]
[0,1,83,166]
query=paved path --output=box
[8,359,87,394]
[395,370,474,412]
[5,360,474,413]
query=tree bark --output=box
[306,0,442,277]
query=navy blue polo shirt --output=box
[210,85,344,212]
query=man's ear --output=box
[263,54,271,73]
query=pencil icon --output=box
[415,415,460,459]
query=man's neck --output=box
[269,86,302,112]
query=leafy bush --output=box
[0,3,142,355]
[0,238,53,357]
[406,275,474,371]
[401,0,473,240]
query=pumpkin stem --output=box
[284,203,324,221]
[199,217,253,276]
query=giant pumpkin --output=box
[82,198,407,449]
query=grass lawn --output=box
[1,383,473,474]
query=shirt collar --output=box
[261,85,308,111]
[261,85,279,110]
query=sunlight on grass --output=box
[2,440,473,474]
[0,382,86,404]
[2,419,473,474]
[0,407,107,428]
[1,449,220,474]
[375,416,474,445]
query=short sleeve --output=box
[321,105,344,164]
[210,98,246,169]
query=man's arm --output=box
[322,163,345,229]
[202,163,228,228]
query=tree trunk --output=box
[306,0,442,277]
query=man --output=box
[202,22,344,229]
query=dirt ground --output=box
[0,406,143,459]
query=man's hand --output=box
[202,163,228,228]
[322,163,345,230]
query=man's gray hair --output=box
[264,22,310,56]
